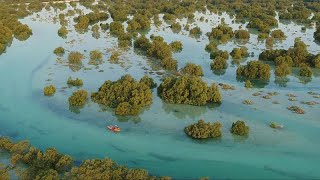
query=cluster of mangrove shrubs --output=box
[184,119,222,139]
[134,35,178,70]
[74,12,109,31]
[91,75,156,115]
[0,137,171,180]
[68,51,84,64]
[210,52,228,70]
[157,75,222,106]
[67,77,83,87]
[185,119,250,139]
[236,61,271,80]
[230,47,249,59]
[180,63,203,76]
[230,120,249,136]
[207,23,234,43]
[43,85,56,96]
[259,38,319,77]
[68,89,88,106]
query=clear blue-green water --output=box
[1,4,320,179]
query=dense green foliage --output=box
[205,42,218,53]
[275,63,291,77]
[68,89,88,106]
[134,35,177,70]
[211,56,228,70]
[0,137,170,180]
[259,39,319,71]
[207,23,233,43]
[157,76,222,106]
[75,12,108,31]
[236,61,271,80]
[210,50,229,60]
[110,21,125,36]
[271,29,286,39]
[230,121,249,136]
[189,26,202,36]
[299,64,313,77]
[184,119,222,139]
[180,63,204,76]
[68,51,84,64]
[91,75,154,115]
[67,77,83,87]
[170,41,183,51]
[234,29,250,39]
[13,24,32,41]
[127,13,150,32]
[53,47,65,56]
[58,26,68,38]
[90,50,103,60]
[230,47,249,59]
[43,85,56,96]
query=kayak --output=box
[107,125,121,132]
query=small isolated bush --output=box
[230,120,249,136]
[184,119,222,139]
[53,47,65,56]
[43,85,56,96]
[68,51,84,64]
[67,77,83,86]
[230,47,249,59]
[90,50,103,60]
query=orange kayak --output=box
[107,125,121,132]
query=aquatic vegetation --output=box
[43,85,56,96]
[236,61,271,80]
[53,47,65,56]
[244,80,253,88]
[91,75,154,115]
[180,63,204,76]
[157,76,222,106]
[270,122,283,129]
[170,22,182,33]
[13,24,32,41]
[299,64,313,77]
[90,50,103,60]
[67,77,83,87]
[58,26,68,38]
[0,137,169,180]
[258,33,269,39]
[189,26,202,36]
[170,41,183,52]
[210,50,229,60]
[211,56,227,70]
[68,51,84,64]
[134,35,152,51]
[230,47,249,59]
[242,100,254,105]
[110,21,125,36]
[75,12,109,31]
[275,56,293,67]
[271,29,286,39]
[246,15,277,33]
[219,83,235,90]
[275,63,291,77]
[0,24,13,54]
[184,119,222,139]
[100,23,109,31]
[265,37,274,47]
[205,42,218,53]
[127,13,151,32]
[68,89,88,106]
[234,29,250,39]
[287,106,305,114]
[230,121,249,136]
[109,51,121,63]
[207,23,233,43]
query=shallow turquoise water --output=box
[0,4,320,179]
